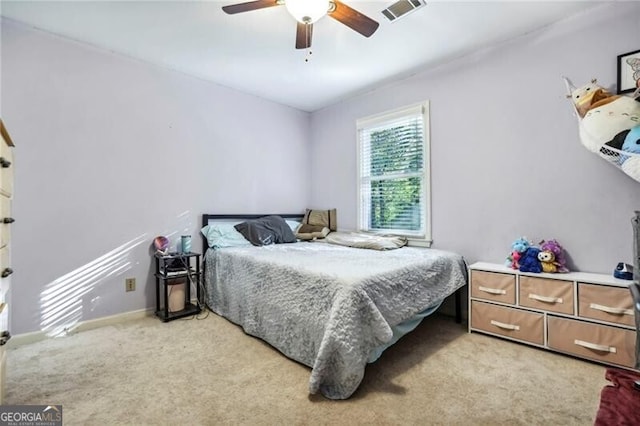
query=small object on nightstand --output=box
[153,236,170,255]
[181,235,191,253]
[614,262,634,280]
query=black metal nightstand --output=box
[154,252,202,322]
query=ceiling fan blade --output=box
[295,22,313,49]
[328,0,379,37]
[222,0,281,15]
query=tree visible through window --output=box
[357,102,430,240]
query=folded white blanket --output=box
[325,231,407,250]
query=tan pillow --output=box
[296,225,330,241]
[302,208,337,232]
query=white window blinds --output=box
[357,102,430,239]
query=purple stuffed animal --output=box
[539,239,569,272]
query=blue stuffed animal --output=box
[505,237,531,269]
[607,124,640,164]
[621,125,640,158]
[519,247,542,273]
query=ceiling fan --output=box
[222,0,380,49]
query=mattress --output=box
[204,242,467,399]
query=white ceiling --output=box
[1,0,609,112]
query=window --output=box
[357,101,430,243]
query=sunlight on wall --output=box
[176,210,192,249]
[153,210,193,252]
[39,234,147,337]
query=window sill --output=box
[407,238,432,248]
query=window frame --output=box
[356,101,432,246]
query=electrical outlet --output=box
[125,278,136,292]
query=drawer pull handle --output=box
[0,302,5,314]
[0,330,10,346]
[490,320,520,331]
[1,268,12,278]
[528,293,563,304]
[0,157,11,168]
[2,217,14,224]
[574,339,616,353]
[589,303,633,316]
[478,286,506,295]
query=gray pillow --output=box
[234,215,297,246]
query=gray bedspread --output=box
[205,242,467,399]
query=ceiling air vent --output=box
[382,0,425,22]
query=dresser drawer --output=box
[0,245,9,328]
[471,300,544,345]
[519,276,574,315]
[470,271,516,304]
[0,246,8,273]
[0,140,12,198]
[548,316,636,368]
[578,283,635,327]
[0,196,10,250]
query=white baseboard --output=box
[9,307,155,348]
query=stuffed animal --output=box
[505,237,530,269]
[538,250,559,273]
[622,125,640,155]
[539,239,569,273]
[505,250,522,270]
[600,123,640,165]
[567,79,617,118]
[581,96,640,153]
[565,77,640,183]
[601,128,631,164]
[519,247,542,273]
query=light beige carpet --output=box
[6,312,607,425]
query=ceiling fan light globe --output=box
[285,0,330,24]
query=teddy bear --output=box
[538,250,559,273]
[519,247,542,273]
[505,237,531,269]
[539,239,569,272]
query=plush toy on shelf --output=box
[538,250,560,273]
[505,237,531,269]
[539,239,569,272]
[519,247,543,273]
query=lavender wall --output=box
[2,20,310,335]
[310,2,640,275]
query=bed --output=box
[201,214,468,399]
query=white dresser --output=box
[0,120,15,403]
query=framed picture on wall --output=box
[617,49,640,94]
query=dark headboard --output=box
[201,213,304,255]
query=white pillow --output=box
[285,219,301,233]
[201,223,252,248]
